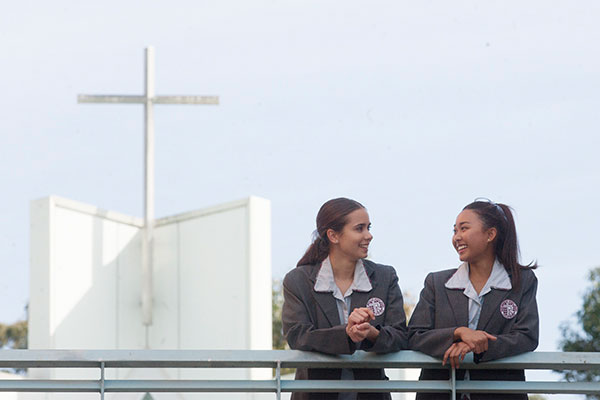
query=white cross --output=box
[78,46,219,331]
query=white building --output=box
[27,195,272,400]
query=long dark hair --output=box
[297,198,365,267]
[463,200,537,288]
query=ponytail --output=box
[297,233,330,266]
[464,200,537,288]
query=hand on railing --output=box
[442,341,472,369]
[454,327,497,354]
[442,327,498,368]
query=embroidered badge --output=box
[500,299,518,319]
[366,297,385,317]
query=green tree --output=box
[0,320,27,349]
[272,279,289,351]
[0,319,28,374]
[560,266,600,395]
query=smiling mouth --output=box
[457,244,467,252]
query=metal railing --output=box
[0,350,599,398]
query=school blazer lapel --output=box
[477,288,510,331]
[349,261,377,309]
[312,291,341,327]
[445,288,469,327]
[306,265,341,327]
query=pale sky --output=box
[2,1,600,390]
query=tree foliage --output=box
[560,266,600,392]
[0,319,28,375]
[0,320,27,350]
[272,279,289,351]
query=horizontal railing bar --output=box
[104,380,277,392]
[0,380,99,392]
[1,379,599,394]
[105,380,452,393]
[1,350,599,370]
[461,351,600,370]
[456,380,600,395]
[0,350,598,396]
[0,350,440,368]
[281,380,452,393]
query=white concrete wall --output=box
[28,196,272,399]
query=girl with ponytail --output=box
[282,198,408,400]
[409,199,539,400]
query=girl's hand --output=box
[454,327,497,354]
[346,322,379,343]
[348,307,375,327]
[346,307,376,343]
[442,342,471,369]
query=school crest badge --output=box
[366,297,385,317]
[500,299,518,319]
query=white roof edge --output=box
[36,195,144,228]
[32,195,270,228]
[155,196,268,226]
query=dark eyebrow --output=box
[453,222,470,228]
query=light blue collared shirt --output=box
[314,256,372,325]
[314,256,372,400]
[445,259,512,329]
[444,259,512,399]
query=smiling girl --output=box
[282,198,408,400]
[408,200,539,400]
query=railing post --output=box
[276,360,282,400]
[451,368,456,400]
[100,361,105,400]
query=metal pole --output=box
[142,46,155,329]
[100,361,105,400]
[451,368,456,400]
[276,360,281,400]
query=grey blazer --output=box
[282,259,408,400]
[408,267,539,400]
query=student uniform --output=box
[408,260,539,400]
[282,258,408,400]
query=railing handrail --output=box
[0,350,598,398]
[0,349,598,370]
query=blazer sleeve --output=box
[282,271,356,355]
[476,270,539,363]
[408,272,456,359]
[361,266,408,353]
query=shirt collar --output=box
[445,259,512,292]
[314,256,372,294]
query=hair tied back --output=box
[474,197,508,222]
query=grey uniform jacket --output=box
[408,267,539,400]
[282,259,408,400]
